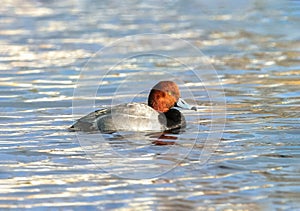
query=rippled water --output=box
[0,0,299,210]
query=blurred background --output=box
[0,0,299,210]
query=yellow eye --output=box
[167,91,172,96]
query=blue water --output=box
[0,0,299,210]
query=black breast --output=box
[159,108,186,131]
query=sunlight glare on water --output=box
[0,0,299,210]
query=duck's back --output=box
[69,103,167,133]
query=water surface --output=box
[0,0,299,210]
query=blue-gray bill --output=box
[175,98,197,111]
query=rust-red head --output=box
[148,81,196,112]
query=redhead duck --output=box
[69,81,196,133]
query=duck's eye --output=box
[167,91,173,96]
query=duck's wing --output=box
[69,108,109,132]
[97,103,165,133]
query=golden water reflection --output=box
[0,0,299,210]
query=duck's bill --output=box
[175,98,197,111]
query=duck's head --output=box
[148,81,197,112]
